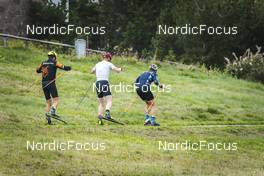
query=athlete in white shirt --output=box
[91,52,122,125]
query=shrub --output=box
[164,49,177,62]
[225,46,264,83]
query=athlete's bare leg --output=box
[98,98,105,116]
[105,95,112,111]
[146,100,156,116]
[45,99,52,113]
[52,97,59,109]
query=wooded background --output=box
[28,0,264,68]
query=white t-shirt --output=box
[93,60,115,81]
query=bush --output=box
[164,49,177,62]
[225,46,264,83]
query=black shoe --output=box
[50,106,56,116]
[150,117,160,126]
[151,122,160,126]
[105,112,111,120]
[45,113,51,125]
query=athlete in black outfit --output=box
[36,51,71,124]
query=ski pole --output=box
[42,72,66,89]
[146,85,165,114]
[75,82,94,109]
[124,96,137,113]
[147,93,159,114]
[37,72,66,96]
[26,74,42,91]
[124,84,138,113]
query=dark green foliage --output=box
[28,0,66,41]
[27,0,264,69]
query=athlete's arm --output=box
[56,62,71,71]
[112,65,122,73]
[134,76,140,87]
[135,76,140,84]
[153,75,163,88]
[36,63,42,73]
[91,66,96,74]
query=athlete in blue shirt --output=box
[135,64,163,126]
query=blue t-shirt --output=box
[135,71,160,88]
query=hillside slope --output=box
[0,44,264,175]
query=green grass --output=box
[0,42,264,175]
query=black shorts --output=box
[42,82,58,100]
[136,87,154,102]
[95,80,111,98]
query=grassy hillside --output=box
[0,43,264,176]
